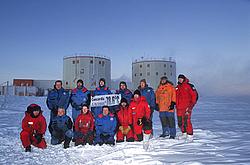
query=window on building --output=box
[77,60,79,63]
[164,64,166,67]
[90,60,93,64]
[72,60,75,64]
[147,64,150,67]
[156,72,158,76]
[99,61,101,64]
[170,65,172,68]
[140,73,142,76]
[102,61,105,66]
[164,72,166,75]
[80,69,84,74]
[134,74,136,77]
[140,65,142,68]
[66,82,68,85]
[171,72,173,76]
[147,72,150,76]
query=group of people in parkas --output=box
[20,74,198,152]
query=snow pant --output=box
[72,108,81,124]
[177,109,193,135]
[116,126,134,142]
[51,129,73,145]
[20,130,47,149]
[91,107,102,119]
[150,108,154,134]
[159,111,176,137]
[74,131,94,146]
[133,122,152,142]
[94,133,115,145]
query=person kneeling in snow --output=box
[49,107,73,149]
[20,104,47,152]
[116,98,134,143]
[95,106,117,145]
[74,104,94,146]
[129,90,152,142]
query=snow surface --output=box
[0,95,249,165]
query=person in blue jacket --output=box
[46,80,70,122]
[48,107,73,149]
[91,78,112,118]
[95,106,117,146]
[116,81,132,104]
[138,79,156,120]
[70,79,90,123]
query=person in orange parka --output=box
[129,90,152,142]
[74,104,95,146]
[176,74,198,140]
[20,104,47,152]
[155,76,176,139]
[116,98,134,143]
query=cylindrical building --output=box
[132,57,176,90]
[63,54,111,90]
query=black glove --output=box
[100,133,110,140]
[169,101,176,110]
[142,118,152,131]
[137,118,143,126]
[155,104,159,111]
[34,133,43,144]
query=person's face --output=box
[33,110,40,117]
[120,84,126,90]
[99,81,105,87]
[134,94,139,100]
[77,82,83,88]
[140,82,146,88]
[82,106,88,114]
[57,108,65,116]
[55,82,62,90]
[178,78,184,83]
[121,102,127,107]
[102,107,109,116]
[161,79,167,85]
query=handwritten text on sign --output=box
[91,94,121,107]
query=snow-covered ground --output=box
[0,95,249,165]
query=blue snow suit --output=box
[116,89,133,104]
[48,114,73,145]
[94,113,117,145]
[91,86,112,118]
[70,87,90,123]
[46,87,70,121]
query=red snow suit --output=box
[176,77,198,135]
[20,112,47,149]
[74,110,95,145]
[129,96,152,141]
[116,105,134,142]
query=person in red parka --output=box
[176,74,198,141]
[116,98,134,143]
[129,90,152,141]
[74,104,95,146]
[20,104,47,152]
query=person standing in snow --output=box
[91,78,112,118]
[48,107,73,149]
[74,104,95,146]
[116,81,133,104]
[129,90,152,142]
[94,106,117,145]
[155,76,176,139]
[176,74,198,141]
[116,98,134,143]
[20,104,47,152]
[70,79,90,123]
[46,80,70,122]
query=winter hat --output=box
[120,98,128,104]
[99,78,106,84]
[160,76,168,80]
[77,79,83,84]
[133,89,141,96]
[119,81,127,88]
[178,74,186,79]
[27,104,41,114]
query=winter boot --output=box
[169,136,175,139]
[25,146,31,152]
[178,132,187,140]
[64,137,71,149]
[143,133,151,150]
[186,134,193,142]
